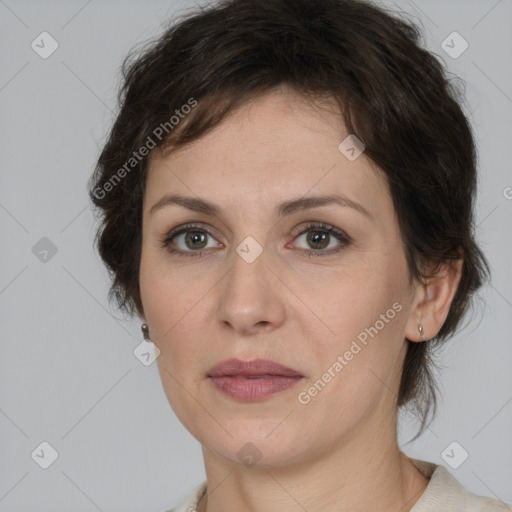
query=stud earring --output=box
[418,324,424,339]
[141,323,151,342]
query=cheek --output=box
[297,258,409,407]
[139,252,199,372]
[303,255,406,345]
[139,249,225,386]
[296,308,407,435]
[139,244,196,332]
[140,265,210,426]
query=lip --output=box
[207,358,304,402]
[207,358,303,378]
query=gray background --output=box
[1,0,511,510]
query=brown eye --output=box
[292,222,350,257]
[161,223,222,257]
[161,222,350,259]
[182,230,208,250]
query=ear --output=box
[405,257,463,342]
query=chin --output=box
[196,419,315,469]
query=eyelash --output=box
[160,222,351,258]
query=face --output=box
[139,86,419,468]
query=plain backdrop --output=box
[1,0,511,510]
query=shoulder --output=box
[410,458,512,512]
[163,480,207,512]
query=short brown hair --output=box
[88,0,490,439]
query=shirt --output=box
[164,458,512,511]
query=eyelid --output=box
[290,221,350,242]
[163,221,217,237]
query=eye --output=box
[161,223,222,258]
[290,222,350,257]
[160,222,351,258]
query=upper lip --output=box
[207,358,303,378]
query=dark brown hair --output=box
[88,0,490,439]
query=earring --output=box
[418,324,424,339]
[141,323,151,342]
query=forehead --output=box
[144,87,391,222]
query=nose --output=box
[215,242,286,336]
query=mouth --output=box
[207,358,304,402]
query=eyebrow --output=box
[149,193,373,220]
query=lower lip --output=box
[209,375,303,401]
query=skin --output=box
[139,84,462,512]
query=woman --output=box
[88,0,510,510]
